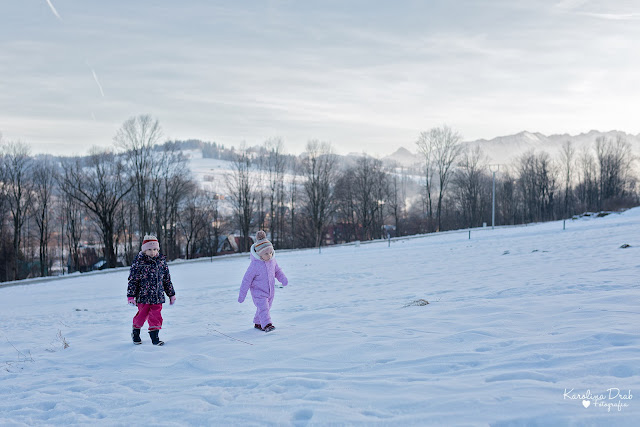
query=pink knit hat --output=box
[254,230,273,257]
[141,234,160,252]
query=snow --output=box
[1,209,639,426]
[186,152,300,197]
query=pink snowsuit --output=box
[238,247,288,328]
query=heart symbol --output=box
[582,400,591,408]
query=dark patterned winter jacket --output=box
[127,252,175,305]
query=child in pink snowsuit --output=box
[238,231,288,332]
[127,235,176,346]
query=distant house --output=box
[217,234,254,255]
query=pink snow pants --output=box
[252,295,274,328]
[133,303,163,331]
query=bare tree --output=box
[264,138,287,248]
[517,151,537,222]
[60,149,134,268]
[255,156,267,232]
[150,147,191,259]
[204,191,223,256]
[595,135,634,210]
[576,147,598,212]
[277,165,288,248]
[431,126,464,231]
[302,140,337,248]
[225,151,256,252]
[62,190,84,273]
[113,114,163,239]
[497,170,518,225]
[453,145,488,228]
[177,184,208,259]
[334,168,358,243]
[116,194,137,265]
[537,152,557,221]
[387,169,407,237]
[560,140,576,217]
[373,163,389,239]
[516,150,557,222]
[288,163,300,248]
[32,156,58,276]
[2,142,33,280]
[415,131,435,226]
[351,156,388,240]
[353,156,376,240]
[0,139,13,281]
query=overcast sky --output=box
[1,0,639,156]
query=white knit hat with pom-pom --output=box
[254,230,273,257]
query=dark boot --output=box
[263,323,276,332]
[132,327,142,345]
[254,324,262,329]
[149,330,164,346]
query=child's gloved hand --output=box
[170,295,176,305]
[127,297,137,306]
[281,279,288,286]
[238,295,245,303]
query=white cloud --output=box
[1,1,640,155]
[554,0,589,11]
[579,12,640,20]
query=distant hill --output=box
[382,147,417,168]
[176,130,640,189]
[382,130,640,167]
[466,130,640,165]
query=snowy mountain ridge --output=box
[383,129,640,167]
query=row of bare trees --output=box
[0,117,217,281]
[437,135,637,231]
[2,124,638,282]
[224,139,339,251]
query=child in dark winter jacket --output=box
[127,235,176,345]
[238,231,288,332]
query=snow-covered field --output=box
[1,209,639,426]
[185,150,235,194]
[185,149,302,196]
